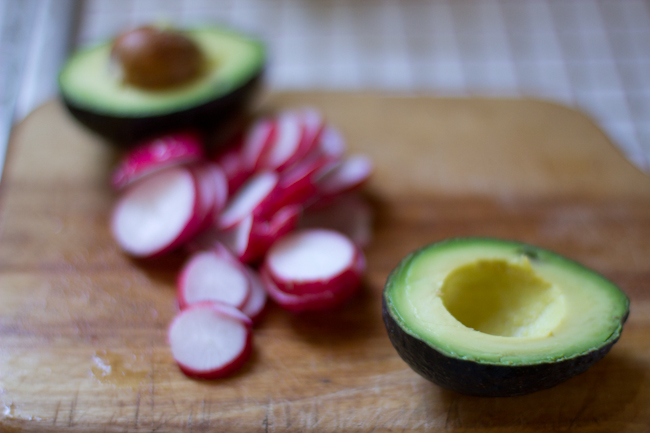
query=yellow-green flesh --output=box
[385,239,629,365]
[59,28,264,116]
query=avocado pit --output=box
[111,26,205,90]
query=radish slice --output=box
[300,194,373,248]
[111,131,204,190]
[217,205,301,264]
[169,302,252,379]
[260,252,364,312]
[111,166,203,257]
[214,147,251,194]
[262,229,364,297]
[190,163,229,231]
[276,156,337,209]
[218,171,281,230]
[318,126,346,160]
[259,112,306,172]
[300,108,325,148]
[316,155,373,197]
[177,251,251,310]
[241,269,268,323]
[241,119,276,172]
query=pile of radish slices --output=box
[109,108,373,379]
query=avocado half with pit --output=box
[382,238,629,397]
[59,27,265,144]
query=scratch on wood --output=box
[568,379,598,429]
[68,390,78,427]
[52,401,60,425]
[150,344,156,427]
[187,405,194,433]
[134,392,141,429]
[284,404,291,429]
[201,399,211,431]
[444,397,461,430]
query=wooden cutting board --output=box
[1,93,650,433]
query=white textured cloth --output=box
[72,0,650,170]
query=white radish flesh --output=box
[241,119,275,171]
[259,112,305,171]
[218,171,280,229]
[241,269,268,323]
[261,254,363,312]
[111,132,204,190]
[169,302,252,379]
[216,205,301,264]
[300,108,325,148]
[178,251,251,310]
[111,166,201,257]
[213,146,250,194]
[318,126,346,160]
[263,229,364,297]
[317,155,373,196]
[269,229,355,281]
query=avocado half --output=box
[382,238,629,397]
[59,27,265,144]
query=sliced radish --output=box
[213,146,251,194]
[177,250,251,310]
[218,171,281,230]
[169,302,252,379]
[111,131,204,190]
[111,166,204,258]
[241,269,268,323]
[217,205,301,264]
[318,126,346,161]
[260,251,364,312]
[276,154,338,209]
[300,107,325,148]
[190,163,229,231]
[300,193,373,248]
[262,229,365,297]
[258,112,307,172]
[241,118,276,172]
[316,155,373,197]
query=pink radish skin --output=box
[262,229,365,297]
[241,119,276,172]
[241,269,268,323]
[111,166,205,258]
[169,301,252,379]
[213,146,251,194]
[300,193,373,248]
[315,155,373,198]
[190,163,229,232]
[318,126,346,161]
[260,251,365,312]
[275,155,337,210]
[217,205,302,264]
[111,131,204,190]
[218,171,282,230]
[177,250,251,310]
[258,112,307,172]
[300,108,325,149]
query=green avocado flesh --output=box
[59,28,264,117]
[384,238,629,366]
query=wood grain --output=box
[1,94,649,432]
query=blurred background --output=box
[1,0,649,171]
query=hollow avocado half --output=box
[59,27,265,145]
[382,238,629,397]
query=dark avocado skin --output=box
[62,72,262,146]
[383,295,628,397]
